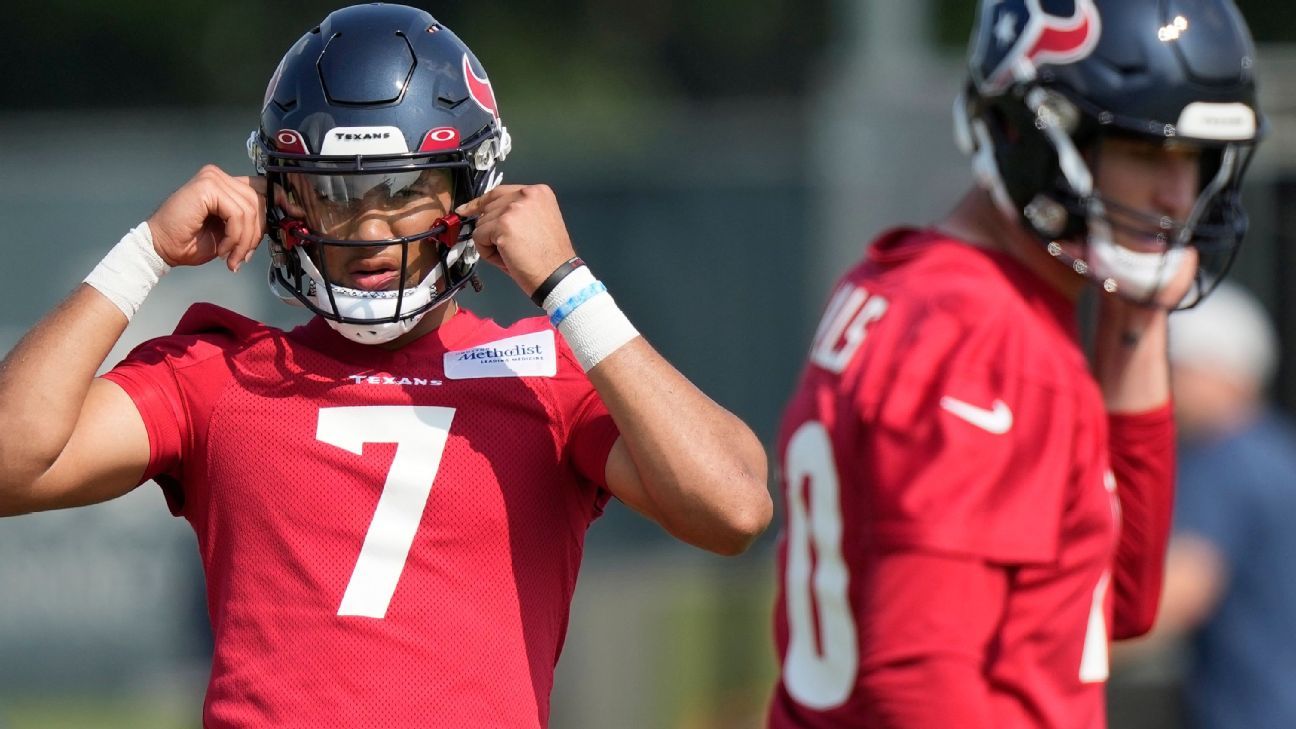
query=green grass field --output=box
[1,697,194,729]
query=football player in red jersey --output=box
[768,1,1261,727]
[0,5,771,727]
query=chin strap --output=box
[429,213,483,292]
[431,213,472,248]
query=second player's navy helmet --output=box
[250,3,510,343]
[955,0,1262,307]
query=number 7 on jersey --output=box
[316,406,456,618]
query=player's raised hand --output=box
[147,166,268,272]
[457,184,577,296]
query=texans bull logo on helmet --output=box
[972,0,1102,93]
[464,54,499,118]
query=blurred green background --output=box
[2,2,1296,728]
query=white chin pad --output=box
[319,284,435,344]
[295,247,440,345]
[329,315,422,344]
[1088,238,1190,299]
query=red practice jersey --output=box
[103,303,620,728]
[769,229,1174,729]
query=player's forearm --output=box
[529,256,770,552]
[0,285,129,493]
[589,338,772,555]
[1108,405,1176,638]
[1095,303,1178,636]
[1093,301,1172,412]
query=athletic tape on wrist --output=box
[548,281,607,328]
[84,222,171,321]
[542,265,639,372]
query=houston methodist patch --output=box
[444,330,557,379]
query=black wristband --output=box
[530,256,585,307]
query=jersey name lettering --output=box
[810,285,888,374]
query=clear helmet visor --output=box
[282,167,455,237]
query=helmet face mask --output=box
[251,4,510,343]
[957,0,1263,309]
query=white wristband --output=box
[84,222,171,321]
[543,266,639,372]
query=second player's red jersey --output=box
[103,303,619,728]
[769,229,1173,728]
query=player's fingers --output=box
[207,177,256,271]
[455,184,515,218]
[470,214,494,250]
[467,190,521,240]
[455,194,485,218]
[469,213,505,265]
[152,166,246,267]
[472,225,514,276]
[226,176,268,271]
[237,175,269,196]
[472,235,507,272]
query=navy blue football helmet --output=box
[955,0,1263,307]
[250,3,510,343]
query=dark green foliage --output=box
[7,0,830,109]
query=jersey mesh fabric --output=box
[769,229,1123,729]
[102,303,618,728]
